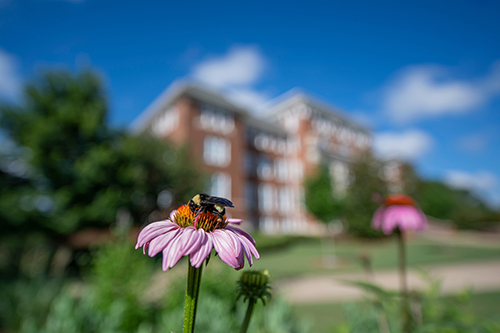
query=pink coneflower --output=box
[135,205,259,270]
[371,194,427,333]
[372,194,428,235]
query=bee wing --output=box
[206,196,234,207]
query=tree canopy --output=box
[304,163,344,224]
[0,70,205,237]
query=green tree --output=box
[414,180,500,229]
[344,154,387,238]
[304,163,344,223]
[0,70,205,237]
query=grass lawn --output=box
[293,290,500,333]
[250,235,500,279]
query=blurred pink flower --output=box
[372,194,428,235]
[135,205,259,270]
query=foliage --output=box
[0,69,206,280]
[412,180,500,229]
[0,70,205,238]
[160,260,310,333]
[334,277,500,333]
[88,237,156,331]
[344,154,387,238]
[0,278,65,332]
[304,163,344,223]
[0,239,309,333]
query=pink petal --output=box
[225,226,256,246]
[227,219,243,225]
[180,227,202,256]
[232,230,259,266]
[162,227,206,270]
[169,210,178,222]
[162,230,186,271]
[212,230,241,269]
[371,207,384,229]
[190,231,213,268]
[375,205,428,235]
[136,220,178,248]
[148,228,180,257]
[225,230,245,269]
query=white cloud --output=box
[383,61,500,123]
[192,46,265,89]
[373,129,433,161]
[445,170,497,191]
[189,45,270,111]
[0,49,22,100]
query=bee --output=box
[189,193,234,223]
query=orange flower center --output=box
[384,194,415,206]
[173,204,228,232]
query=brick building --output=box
[131,81,372,234]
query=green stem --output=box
[183,259,203,333]
[397,229,411,333]
[239,298,255,333]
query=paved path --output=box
[277,259,500,304]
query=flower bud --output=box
[237,270,271,305]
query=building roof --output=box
[266,88,371,134]
[245,115,288,137]
[130,80,250,134]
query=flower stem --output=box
[239,298,255,333]
[183,259,203,333]
[397,229,411,333]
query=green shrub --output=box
[334,277,500,333]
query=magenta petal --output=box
[136,221,178,248]
[227,219,243,225]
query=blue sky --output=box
[1,0,499,205]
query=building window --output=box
[284,114,299,133]
[330,161,349,193]
[274,158,288,182]
[259,216,275,234]
[257,155,273,180]
[203,136,231,166]
[258,183,273,213]
[281,218,292,233]
[245,182,257,210]
[209,172,231,199]
[244,151,255,175]
[199,104,235,134]
[151,107,179,135]
[279,187,290,214]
